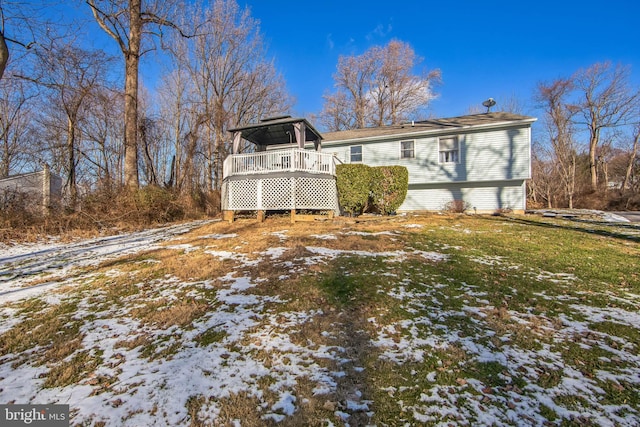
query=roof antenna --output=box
[482,98,496,113]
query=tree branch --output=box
[3,36,35,49]
[141,11,196,38]
[86,0,127,53]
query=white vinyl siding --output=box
[399,181,526,212]
[323,126,530,183]
[321,123,532,212]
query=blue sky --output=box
[243,0,640,120]
[66,0,639,122]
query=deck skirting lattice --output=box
[222,176,339,213]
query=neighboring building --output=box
[0,166,63,213]
[320,112,536,214]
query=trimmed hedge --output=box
[336,164,372,215]
[369,166,409,215]
[336,163,408,216]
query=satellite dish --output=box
[482,98,496,113]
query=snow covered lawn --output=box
[0,214,639,426]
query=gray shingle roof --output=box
[321,112,536,143]
[229,116,322,147]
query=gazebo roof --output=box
[229,116,322,148]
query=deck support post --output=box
[257,210,266,222]
[223,210,235,223]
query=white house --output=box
[320,112,537,214]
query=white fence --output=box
[223,148,336,178]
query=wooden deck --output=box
[221,148,340,220]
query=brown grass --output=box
[481,307,557,348]
[44,350,101,388]
[208,392,269,427]
[0,302,83,366]
[129,298,209,329]
[115,334,150,351]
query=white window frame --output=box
[350,145,363,163]
[438,136,460,164]
[400,140,415,159]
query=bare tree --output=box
[334,49,380,129]
[320,91,354,132]
[80,86,125,191]
[30,41,114,206]
[87,0,187,190]
[320,40,440,131]
[530,141,559,208]
[499,94,526,115]
[167,0,291,190]
[0,77,36,176]
[371,40,440,126]
[620,124,640,193]
[156,68,190,189]
[537,78,578,208]
[572,62,639,191]
[0,5,11,80]
[0,1,39,81]
[138,84,174,187]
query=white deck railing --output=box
[223,148,336,179]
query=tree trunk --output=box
[621,131,639,193]
[123,0,141,190]
[67,116,77,207]
[173,100,182,190]
[589,141,598,191]
[0,143,9,178]
[0,35,8,81]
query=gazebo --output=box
[221,116,339,222]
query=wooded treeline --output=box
[531,62,640,210]
[1,0,639,226]
[1,0,446,220]
[1,0,292,216]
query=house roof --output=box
[229,116,322,147]
[321,112,536,144]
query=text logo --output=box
[0,405,69,426]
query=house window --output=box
[439,137,459,163]
[350,145,363,163]
[400,140,415,159]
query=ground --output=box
[0,213,639,426]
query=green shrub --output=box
[336,164,408,216]
[369,166,409,215]
[336,164,372,215]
